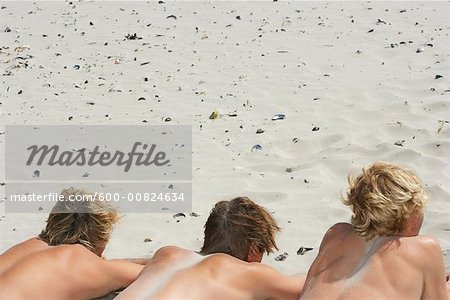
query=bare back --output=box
[0,238,143,300]
[301,223,448,299]
[117,246,303,300]
[116,246,204,300]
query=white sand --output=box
[1,0,449,287]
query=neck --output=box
[399,211,423,237]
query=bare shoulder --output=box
[327,223,353,234]
[0,238,46,272]
[399,236,448,298]
[209,256,280,279]
[52,243,98,261]
[198,253,247,275]
[139,246,199,277]
[154,245,190,256]
[1,238,46,258]
[201,253,243,267]
[321,223,354,246]
[152,246,194,260]
[398,235,441,251]
[398,235,443,260]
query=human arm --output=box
[250,263,305,300]
[124,257,152,265]
[70,246,145,299]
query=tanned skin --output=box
[116,246,305,300]
[301,212,450,299]
[0,238,144,300]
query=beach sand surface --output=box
[0,1,449,297]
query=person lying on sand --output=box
[0,187,145,300]
[300,162,450,299]
[116,196,305,300]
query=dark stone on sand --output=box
[274,252,288,261]
[297,247,313,255]
[394,140,405,147]
[251,145,262,152]
[173,213,186,222]
[271,114,286,121]
[125,33,142,40]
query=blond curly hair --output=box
[342,162,427,240]
[38,187,119,255]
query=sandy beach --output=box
[1,0,449,293]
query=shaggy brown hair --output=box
[200,197,280,261]
[38,187,119,255]
[342,162,427,240]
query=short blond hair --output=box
[342,162,427,240]
[200,197,280,261]
[38,187,119,254]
